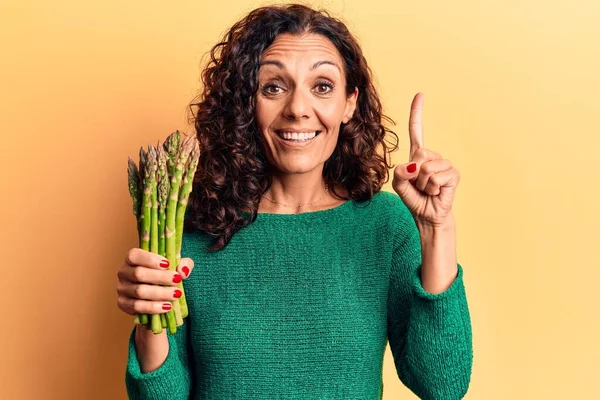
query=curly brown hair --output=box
[185,3,400,251]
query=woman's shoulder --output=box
[367,190,411,216]
[368,190,415,230]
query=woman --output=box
[117,3,473,399]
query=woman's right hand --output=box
[117,248,194,317]
[117,248,194,373]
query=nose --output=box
[283,87,311,120]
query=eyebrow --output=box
[259,60,341,74]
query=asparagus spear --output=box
[137,146,151,326]
[165,136,195,329]
[148,146,159,255]
[139,147,150,326]
[127,158,143,326]
[161,132,182,333]
[175,138,199,264]
[156,143,171,333]
[144,146,164,334]
[127,157,141,224]
[175,138,200,318]
[138,145,147,249]
[163,130,181,175]
[156,143,169,257]
[139,146,147,177]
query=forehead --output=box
[259,33,343,66]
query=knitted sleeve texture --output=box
[386,195,473,399]
[124,293,194,399]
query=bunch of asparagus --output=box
[127,130,200,334]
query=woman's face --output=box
[255,32,358,175]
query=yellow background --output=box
[1,0,598,398]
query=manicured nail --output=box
[173,274,182,283]
[162,303,172,311]
[406,162,417,173]
[182,266,190,277]
[174,289,182,299]
[160,259,170,268]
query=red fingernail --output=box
[174,289,182,298]
[182,266,190,277]
[160,260,170,268]
[173,274,182,283]
[407,162,417,173]
[162,303,172,311]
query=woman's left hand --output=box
[392,93,460,229]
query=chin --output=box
[273,158,322,174]
[275,164,317,174]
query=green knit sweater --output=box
[125,190,473,399]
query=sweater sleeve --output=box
[387,204,473,399]
[124,315,193,399]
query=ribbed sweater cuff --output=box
[406,263,472,399]
[125,327,190,400]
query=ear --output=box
[342,87,359,124]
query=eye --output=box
[261,83,284,95]
[314,80,334,94]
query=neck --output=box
[260,172,331,213]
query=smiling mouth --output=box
[275,130,322,142]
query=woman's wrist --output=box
[134,325,169,373]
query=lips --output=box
[273,130,321,147]
[275,130,322,139]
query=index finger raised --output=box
[409,92,424,160]
[125,248,171,270]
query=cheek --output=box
[315,102,345,130]
[255,99,270,128]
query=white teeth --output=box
[279,131,317,140]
